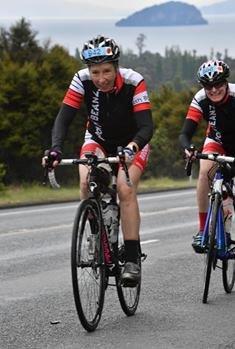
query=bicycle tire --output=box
[222,259,235,292]
[203,193,220,304]
[71,199,106,332]
[222,205,235,292]
[115,243,141,316]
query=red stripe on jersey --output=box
[63,88,83,109]
[135,79,148,95]
[186,106,202,123]
[115,72,124,93]
[134,103,151,112]
[133,80,151,112]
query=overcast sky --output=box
[1,0,222,19]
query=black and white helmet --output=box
[197,60,230,85]
[81,35,120,65]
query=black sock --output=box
[124,240,139,263]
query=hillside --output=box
[201,0,235,15]
[116,1,207,27]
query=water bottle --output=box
[109,203,119,244]
[102,201,119,244]
[102,201,112,229]
[223,195,234,233]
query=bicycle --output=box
[44,147,146,331]
[186,152,235,303]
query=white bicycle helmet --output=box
[197,60,230,85]
[81,35,120,65]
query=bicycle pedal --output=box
[141,253,147,261]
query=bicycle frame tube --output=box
[101,225,113,265]
[214,171,226,253]
[202,170,226,252]
[202,204,212,246]
[217,205,226,252]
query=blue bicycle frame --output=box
[201,170,229,259]
[185,151,235,303]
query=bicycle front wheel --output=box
[71,199,105,332]
[115,244,141,316]
[203,193,221,303]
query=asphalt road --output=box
[0,189,235,349]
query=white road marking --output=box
[141,239,159,245]
[141,206,196,216]
[0,220,197,238]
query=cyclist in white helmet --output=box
[45,35,153,285]
[179,59,235,253]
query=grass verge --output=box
[0,177,196,208]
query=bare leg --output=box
[79,164,89,200]
[197,159,215,230]
[197,159,214,212]
[78,146,106,200]
[117,164,142,241]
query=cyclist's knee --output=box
[118,183,136,202]
[198,169,209,182]
[79,180,88,199]
[199,160,214,180]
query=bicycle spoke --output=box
[71,199,105,332]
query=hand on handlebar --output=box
[42,149,62,169]
[123,147,135,162]
[123,142,138,162]
[185,144,196,159]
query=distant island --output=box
[116,1,208,27]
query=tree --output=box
[148,86,198,178]
[136,33,146,56]
[0,20,83,183]
[0,17,43,64]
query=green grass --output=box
[0,184,80,207]
[0,177,196,208]
[138,177,196,191]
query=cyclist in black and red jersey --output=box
[179,59,235,253]
[45,35,153,285]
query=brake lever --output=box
[117,147,133,187]
[42,166,49,185]
[42,155,50,185]
[184,145,195,177]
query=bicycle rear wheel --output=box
[222,259,235,292]
[222,214,235,292]
[203,193,220,304]
[115,244,141,316]
[71,199,106,332]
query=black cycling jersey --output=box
[52,67,153,154]
[179,83,235,155]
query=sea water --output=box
[1,14,235,58]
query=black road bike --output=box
[45,147,146,331]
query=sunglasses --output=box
[203,81,227,91]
